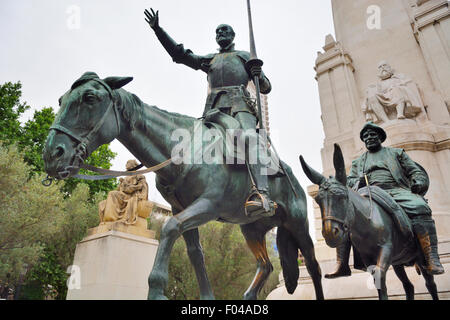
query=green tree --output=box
[22,186,102,299]
[0,144,59,283]
[0,144,101,299]
[148,216,281,300]
[0,82,29,145]
[19,107,55,175]
[0,81,118,197]
[0,81,118,299]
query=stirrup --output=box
[244,189,277,218]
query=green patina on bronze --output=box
[42,68,324,300]
[300,122,444,300]
[144,8,278,217]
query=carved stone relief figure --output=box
[362,61,424,123]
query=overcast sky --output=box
[0,0,334,237]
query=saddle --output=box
[202,108,284,176]
[358,186,414,241]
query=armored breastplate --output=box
[207,52,250,89]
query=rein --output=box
[322,216,349,232]
[42,78,173,186]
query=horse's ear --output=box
[103,76,133,89]
[299,155,325,186]
[333,144,347,185]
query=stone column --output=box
[413,0,450,117]
[314,34,362,178]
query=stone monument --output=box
[268,0,450,300]
[66,160,159,300]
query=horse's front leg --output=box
[183,228,215,300]
[148,198,217,300]
[373,244,393,300]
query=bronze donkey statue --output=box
[300,144,439,300]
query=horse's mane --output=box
[116,88,196,129]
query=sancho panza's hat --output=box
[360,122,387,143]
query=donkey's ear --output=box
[299,155,325,186]
[333,144,347,185]
[103,76,133,89]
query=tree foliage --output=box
[0,144,100,299]
[0,81,117,299]
[0,81,118,196]
[0,82,30,146]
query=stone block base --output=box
[88,217,155,239]
[66,230,159,300]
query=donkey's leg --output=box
[183,228,215,300]
[393,265,414,300]
[285,221,324,300]
[148,198,216,300]
[240,223,273,300]
[418,264,439,300]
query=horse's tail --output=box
[276,226,300,294]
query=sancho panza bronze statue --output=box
[144,8,276,217]
[327,122,444,277]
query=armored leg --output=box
[325,238,352,279]
[235,112,276,217]
[411,216,444,275]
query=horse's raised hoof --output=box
[325,265,351,279]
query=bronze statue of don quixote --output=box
[41,1,443,300]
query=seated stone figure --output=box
[99,160,151,226]
[362,61,423,123]
[326,122,444,278]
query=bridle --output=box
[320,183,351,233]
[47,78,120,180]
[323,216,349,232]
[43,78,172,186]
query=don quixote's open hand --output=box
[144,8,159,30]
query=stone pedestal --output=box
[66,229,159,300]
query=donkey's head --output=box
[300,144,353,248]
[43,72,132,179]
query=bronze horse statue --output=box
[42,72,324,300]
[300,144,439,300]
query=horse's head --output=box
[300,144,353,248]
[43,72,132,179]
